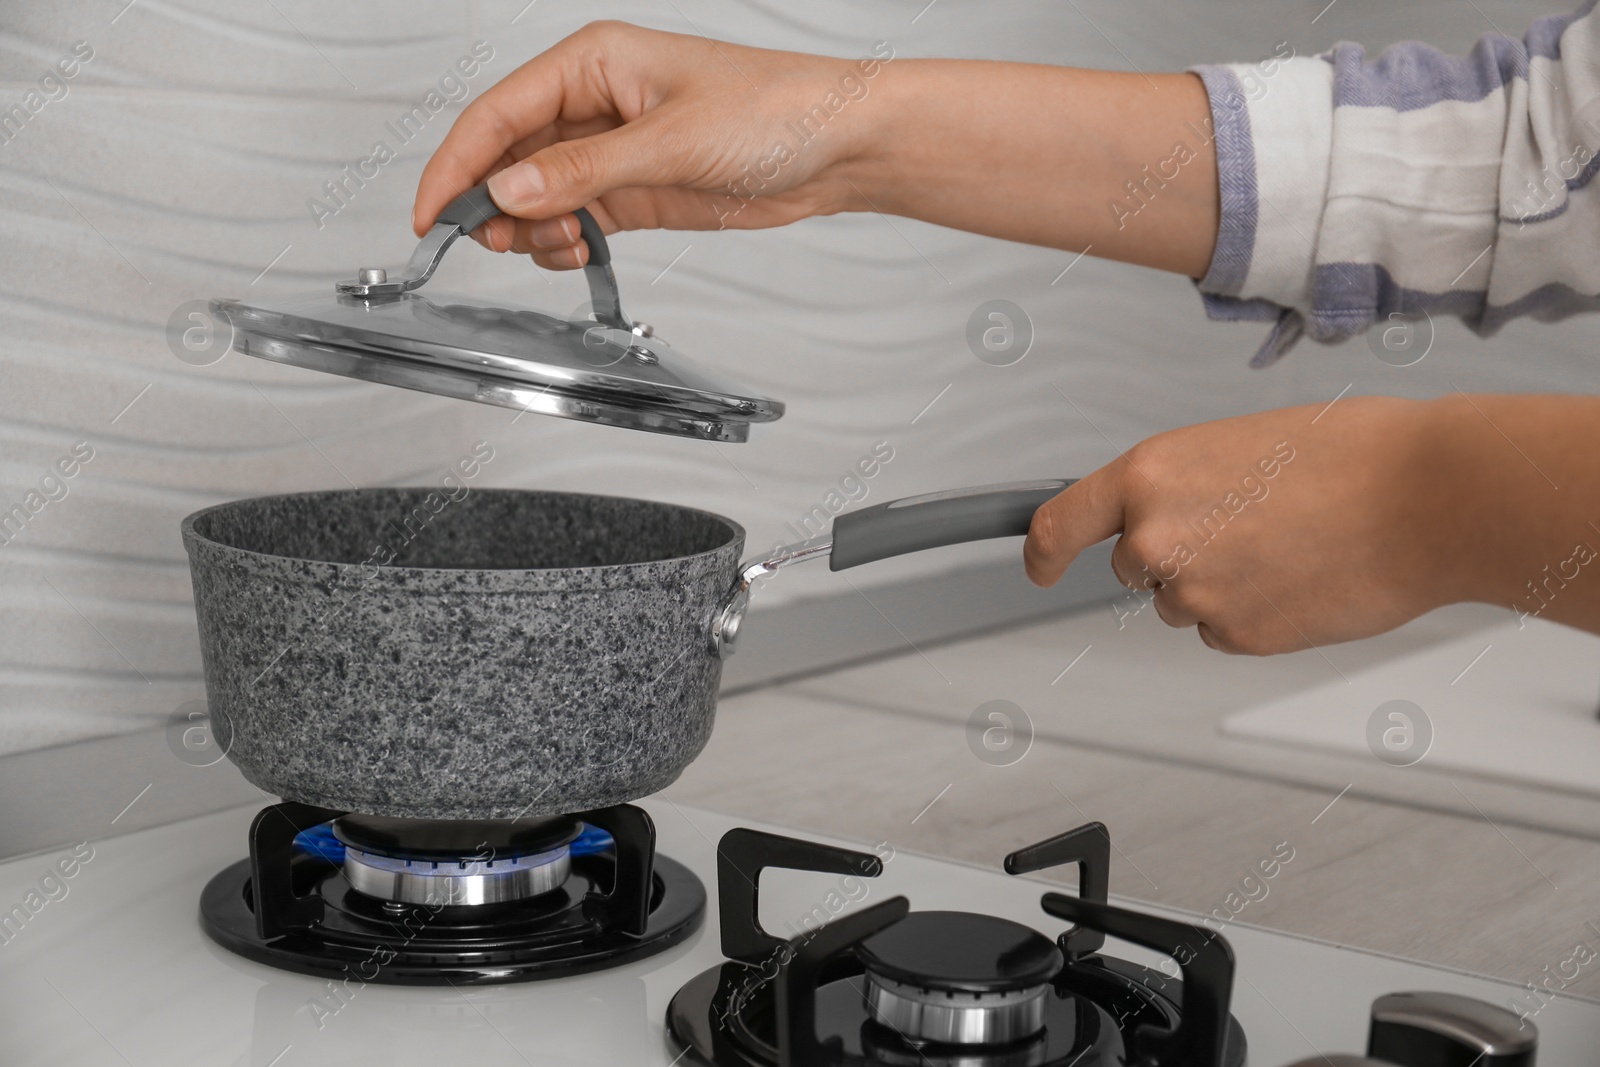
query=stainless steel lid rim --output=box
[219,292,748,396]
[227,310,779,420]
[234,329,757,443]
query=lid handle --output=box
[572,205,612,267]
[434,184,501,233]
[335,184,628,328]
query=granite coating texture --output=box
[181,489,744,819]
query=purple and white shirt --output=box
[1191,2,1600,365]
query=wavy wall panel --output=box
[0,0,1587,753]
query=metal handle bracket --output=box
[334,185,629,329]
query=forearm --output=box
[1422,394,1600,632]
[846,61,1218,277]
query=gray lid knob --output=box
[1369,992,1536,1067]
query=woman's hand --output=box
[1024,395,1600,654]
[413,22,887,269]
[415,21,1220,276]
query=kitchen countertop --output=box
[664,601,1600,1002]
[4,799,1598,1066]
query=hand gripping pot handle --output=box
[710,479,1074,657]
[334,182,630,329]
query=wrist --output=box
[1408,394,1549,611]
[829,54,920,213]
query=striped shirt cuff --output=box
[1190,57,1336,355]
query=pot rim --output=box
[180,486,746,578]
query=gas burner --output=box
[666,823,1246,1067]
[332,813,583,907]
[339,843,573,907]
[200,801,703,985]
[858,912,1062,1046]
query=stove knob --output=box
[1367,992,1536,1067]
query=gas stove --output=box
[667,822,1246,1067]
[2,801,1595,1065]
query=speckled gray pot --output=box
[181,489,743,819]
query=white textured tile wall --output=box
[0,0,1588,754]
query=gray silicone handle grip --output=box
[573,206,612,267]
[436,185,501,233]
[434,183,611,266]
[828,479,1074,571]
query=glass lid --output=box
[212,185,783,443]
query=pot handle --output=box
[829,479,1071,570]
[710,478,1074,657]
[335,183,629,329]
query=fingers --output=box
[416,62,575,235]
[1151,589,1202,630]
[476,216,517,253]
[1108,534,1158,593]
[1023,468,1126,588]
[469,213,592,269]
[414,22,642,235]
[460,212,593,270]
[1197,623,1236,653]
[530,245,589,270]
[483,120,676,223]
[1110,532,1205,629]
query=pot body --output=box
[181,488,743,819]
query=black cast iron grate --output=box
[200,800,704,985]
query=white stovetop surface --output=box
[1,800,1595,1067]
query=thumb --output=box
[486,122,666,222]
[1023,466,1126,587]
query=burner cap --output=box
[332,814,581,861]
[857,912,1063,995]
[858,912,1063,1047]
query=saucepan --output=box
[181,479,1070,819]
